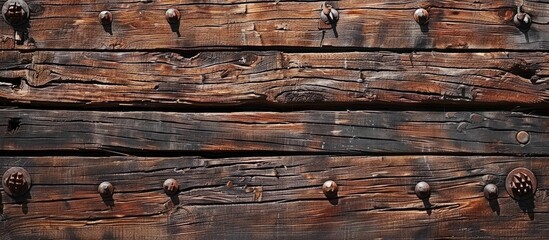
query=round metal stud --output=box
[99,11,112,25]
[2,167,31,197]
[1,0,30,27]
[320,2,339,24]
[415,181,431,199]
[483,183,498,200]
[514,6,532,30]
[506,167,537,200]
[322,180,338,196]
[165,8,180,24]
[163,178,180,196]
[414,8,429,25]
[98,181,114,197]
[516,131,530,144]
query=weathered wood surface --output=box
[2,0,549,50]
[1,51,547,108]
[1,109,548,154]
[0,156,547,239]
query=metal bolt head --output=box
[516,131,530,144]
[320,3,339,24]
[98,181,114,197]
[322,180,338,196]
[2,0,30,27]
[99,11,112,25]
[2,167,31,197]
[414,8,429,25]
[483,183,498,200]
[506,167,537,200]
[163,178,180,196]
[165,8,180,24]
[415,181,431,199]
[514,7,532,30]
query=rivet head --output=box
[98,11,112,25]
[1,0,29,27]
[322,180,338,196]
[516,131,530,144]
[415,181,430,199]
[2,167,31,197]
[483,183,498,200]
[514,6,532,30]
[414,8,429,25]
[165,8,180,24]
[506,167,537,200]
[163,178,180,196]
[98,182,114,197]
[320,2,339,24]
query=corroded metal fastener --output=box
[506,167,537,200]
[99,11,113,25]
[483,183,498,200]
[1,0,30,27]
[514,6,532,30]
[322,180,338,196]
[415,181,430,199]
[98,181,114,197]
[163,178,180,196]
[2,167,32,197]
[516,131,530,144]
[320,2,339,24]
[165,8,180,24]
[414,8,429,25]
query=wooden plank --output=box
[1,51,547,108]
[1,109,548,154]
[0,156,547,239]
[3,0,549,50]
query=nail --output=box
[483,183,498,200]
[514,6,532,30]
[414,8,429,25]
[165,8,180,24]
[516,131,530,144]
[99,11,112,25]
[163,178,180,196]
[320,2,339,24]
[505,167,537,200]
[415,181,430,199]
[1,0,30,27]
[98,181,114,197]
[2,167,31,197]
[322,180,338,197]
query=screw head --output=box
[322,180,338,196]
[483,183,498,200]
[2,167,31,197]
[99,11,112,25]
[516,131,530,144]
[98,181,114,197]
[415,181,431,199]
[506,167,537,200]
[163,178,180,196]
[165,8,180,24]
[414,8,429,25]
[2,0,30,27]
[320,3,339,24]
[514,12,532,30]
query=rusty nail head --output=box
[506,167,537,200]
[414,8,429,25]
[99,11,112,25]
[483,183,498,200]
[320,2,339,24]
[163,178,180,196]
[2,167,31,197]
[514,6,532,30]
[516,131,530,144]
[165,8,180,24]
[322,180,338,196]
[2,0,30,27]
[415,181,430,199]
[98,181,114,197]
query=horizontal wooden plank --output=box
[2,0,549,50]
[0,156,547,239]
[1,109,548,154]
[1,51,547,108]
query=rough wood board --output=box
[2,0,549,50]
[0,156,547,239]
[1,51,547,108]
[1,109,548,154]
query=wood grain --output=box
[2,0,549,50]
[0,156,547,239]
[1,109,548,154]
[1,51,547,108]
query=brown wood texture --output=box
[0,156,547,239]
[1,0,549,50]
[1,50,548,108]
[1,109,548,154]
